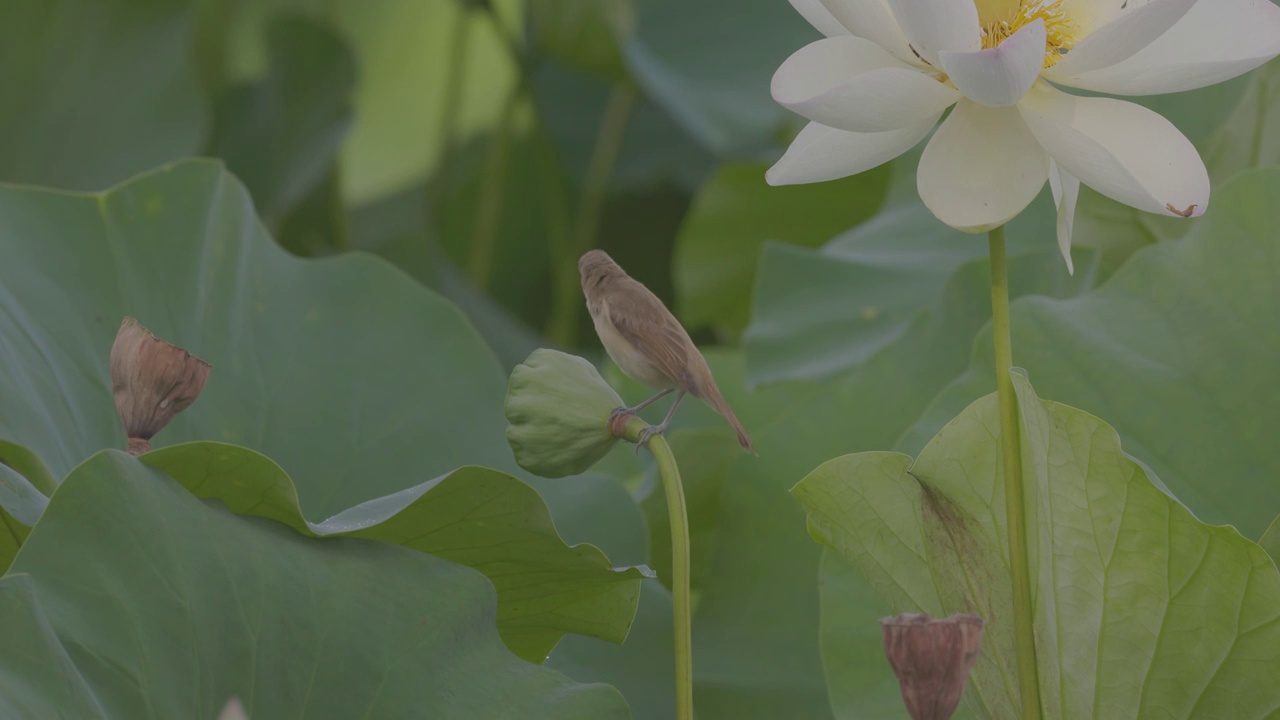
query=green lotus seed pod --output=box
[505,349,627,478]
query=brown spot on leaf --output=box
[914,474,1000,622]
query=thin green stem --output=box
[474,0,527,78]
[988,225,1041,720]
[535,131,574,342]
[466,85,523,288]
[435,2,473,188]
[190,0,241,96]
[326,165,351,252]
[546,84,637,346]
[647,433,694,720]
[615,416,694,720]
[420,1,476,285]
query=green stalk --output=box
[434,2,473,188]
[466,85,522,289]
[988,226,1041,720]
[546,84,637,346]
[189,0,241,96]
[325,165,352,253]
[419,0,476,284]
[650,433,694,720]
[619,419,693,720]
[535,129,574,341]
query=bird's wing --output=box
[607,285,701,394]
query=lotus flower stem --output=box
[614,413,693,720]
[427,0,475,238]
[988,226,1041,719]
[436,1,471,170]
[648,432,694,720]
[467,85,521,289]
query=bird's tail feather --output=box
[704,388,756,455]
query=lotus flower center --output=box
[978,0,1075,67]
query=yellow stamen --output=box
[981,0,1076,67]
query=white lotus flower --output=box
[768,0,1280,271]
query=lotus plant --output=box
[770,0,1280,271]
[768,2,1280,717]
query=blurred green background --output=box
[2,0,1279,718]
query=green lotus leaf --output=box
[142,441,648,662]
[0,450,629,719]
[794,374,1280,718]
[901,169,1280,538]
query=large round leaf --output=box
[0,0,205,189]
[550,580,678,720]
[794,374,1280,718]
[1261,516,1280,563]
[743,194,1087,386]
[141,442,646,663]
[511,406,679,720]
[0,450,628,718]
[901,169,1280,537]
[348,183,547,372]
[0,159,515,519]
[524,450,681,720]
[815,550,914,719]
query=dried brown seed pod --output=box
[109,317,210,455]
[880,613,986,720]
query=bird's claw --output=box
[634,424,666,455]
[609,406,636,422]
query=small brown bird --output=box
[579,250,755,453]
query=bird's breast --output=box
[589,301,673,389]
